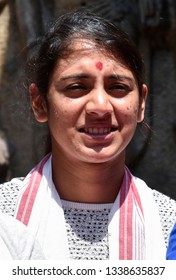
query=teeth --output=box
[84,128,111,135]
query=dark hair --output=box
[25,9,145,100]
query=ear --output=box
[137,84,148,123]
[29,83,48,123]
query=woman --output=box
[0,9,175,260]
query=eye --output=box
[110,83,129,90]
[107,83,130,97]
[67,83,86,90]
[64,83,90,97]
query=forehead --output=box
[54,39,133,75]
[64,38,111,61]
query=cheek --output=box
[48,99,80,129]
[126,104,138,115]
[47,100,67,129]
[113,102,140,130]
[125,96,140,114]
[115,100,139,119]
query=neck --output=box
[51,152,125,203]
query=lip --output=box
[78,125,118,142]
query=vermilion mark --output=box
[95,62,103,71]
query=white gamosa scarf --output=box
[14,154,165,260]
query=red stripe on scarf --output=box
[127,182,133,259]
[119,168,143,259]
[131,178,144,216]
[16,154,50,225]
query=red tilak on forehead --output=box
[95,61,103,71]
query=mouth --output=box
[79,126,118,136]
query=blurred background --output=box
[1,0,176,199]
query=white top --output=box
[13,157,166,260]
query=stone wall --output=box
[1,0,176,200]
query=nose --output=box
[85,88,113,117]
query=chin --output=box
[80,151,121,164]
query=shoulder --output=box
[0,212,45,259]
[152,189,176,219]
[0,177,24,191]
[152,189,176,246]
[0,178,24,216]
[132,175,176,222]
[132,174,176,245]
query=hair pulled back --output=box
[26,9,145,100]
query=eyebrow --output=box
[107,74,134,82]
[59,73,134,82]
[60,74,90,80]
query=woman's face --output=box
[31,40,147,164]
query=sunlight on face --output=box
[33,39,147,164]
